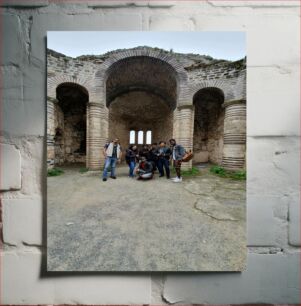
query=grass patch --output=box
[171,166,200,177]
[47,167,64,177]
[210,165,246,180]
[79,167,89,173]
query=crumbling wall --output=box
[193,103,225,164]
[53,103,65,164]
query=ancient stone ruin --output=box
[47,46,246,170]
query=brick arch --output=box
[193,86,225,103]
[47,73,94,100]
[93,48,189,105]
[188,79,241,103]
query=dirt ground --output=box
[47,163,246,271]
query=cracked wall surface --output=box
[0,0,300,304]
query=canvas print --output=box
[47,31,247,271]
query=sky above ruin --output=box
[47,31,246,61]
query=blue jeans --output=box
[128,161,136,177]
[158,158,170,178]
[103,157,117,178]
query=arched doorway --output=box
[193,87,225,165]
[55,82,89,166]
[105,56,177,154]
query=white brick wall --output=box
[0,143,21,191]
[1,1,300,304]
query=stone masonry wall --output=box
[109,90,173,159]
[48,48,245,168]
[0,1,300,305]
[193,101,225,164]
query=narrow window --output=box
[146,130,152,144]
[138,130,144,144]
[129,130,135,144]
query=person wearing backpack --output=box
[169,138,185,182]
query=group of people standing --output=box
[102,138,186,183]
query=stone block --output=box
[206,0,299,6]
[18,137,44,196]
[1,251,151,304]
[1,62,46,136]
[31,13,142,64]
[247,136,299,197]
[1,65,22,102]
[193,151,209,163]
[2,198,43,246]
[87,1,148,7]
[248,66,300,136]
[86,0,175,7]
[288,194,301,246]
[247,195,277,246]
[163,252,300,304]
[193,8,299,67]
[0,143,21,191]
[0,0,49,6]
[101,13,143,30]
[149,15,195,30]
[2,13,25,66]
[148,1,175,7]
[247,13,299,67]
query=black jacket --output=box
[157,147,172,160]
[125,149,138,163]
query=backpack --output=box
[182,150,193,162]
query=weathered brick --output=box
[247,13,299,67]
[207,0,299,6]
[248,66,299,136]
[288,194,300,246]
[163,253,300,304]
[2,198,43,246]
[148,1,175,7]
[247,136,299,197]
[1,64,45,136]
[1,251,151,304]
[31,13,142,64]
[149,15,195,30]
[86,0,175,8]
[0,0,48,6]
[87,1,148,7]
[2,13,25,66]
[0,143,21,191]
[247,195,286,246]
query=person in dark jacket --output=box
[169,138,186,182]
[147,143,159,171]
[125,145,138,178]
[139,145,149,160]
[136,156,154,180]
[157,141,172,179]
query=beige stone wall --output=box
[222,100,246,170]
[193,102,225,165]
[63,113,86,164]
[108,91,173,159]
[53,103,64,165]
